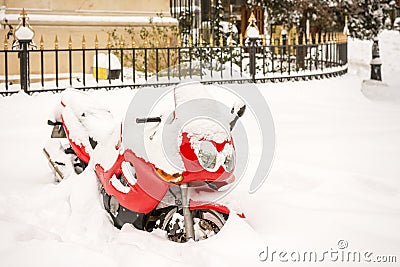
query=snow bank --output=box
[361,79,400,104]
[0,31,399,267]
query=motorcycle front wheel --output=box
[161,207,228,243]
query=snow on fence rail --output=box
[0,39,348,95]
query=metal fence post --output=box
[297,33,305,70]
[370,37,382,81]
[14,9,34,93]
[19,40,30,93]
[249,39,256,83]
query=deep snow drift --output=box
[0,31,399,267]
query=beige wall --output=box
[0,0,177,78]
[5,0,171,15]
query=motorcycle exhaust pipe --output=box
[180,183,195,241]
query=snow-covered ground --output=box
[0,31,399,266]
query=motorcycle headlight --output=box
[197,141,218,170]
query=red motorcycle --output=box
[44,83,245,242]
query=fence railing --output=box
[0,37,348,95]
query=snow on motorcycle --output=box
[43,82,246,242]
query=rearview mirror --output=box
[230,104,246,131]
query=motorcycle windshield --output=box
[122,81,243,175]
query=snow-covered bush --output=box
[394,17,400,31]
[108,14,179,74]
[347,0,396,40]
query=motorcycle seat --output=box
[60,89,118,154]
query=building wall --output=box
[4,0,171,16]
[0,0,177,77]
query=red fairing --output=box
[189,200,230,215]
[190,200,246,218]
[179,132,233,183]
[115,123,122,150]
[95,149,171,214]
[237,212,246,218]
[61,117,91,164]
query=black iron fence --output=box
[0,37,348,95]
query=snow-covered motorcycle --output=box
[43,82,246,242]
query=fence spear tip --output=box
[54,35,59,49]
[68,35,72,49]
[119,34,124,48]
[95,34,99,48]
[107,34,112,48]
[39,35,44,50]
[82,34,86,49]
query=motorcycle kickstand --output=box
[180,183,195,241]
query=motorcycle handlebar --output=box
[47,120,63,126]
[135,117,162,124]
